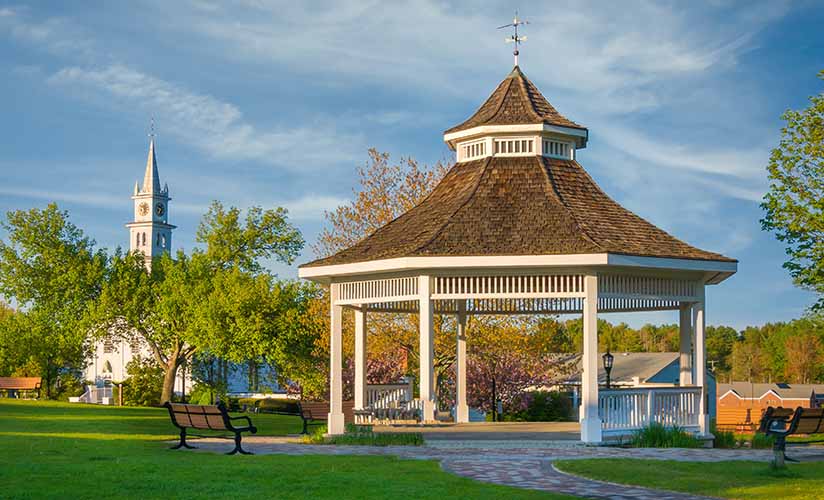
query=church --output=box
[82,137,279,401]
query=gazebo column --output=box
[354,305,367,411]
[455,300,469,423]
[679,302,693,386]
[419,275,436,422]
[580,274,602,443]
[328,283,345,435]
[693,286,709,435]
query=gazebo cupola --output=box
[444,66,588,163]
[300,62,737,443]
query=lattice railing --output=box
[599,275,698,301]
[432,275,584,299]
[337,277,419,305]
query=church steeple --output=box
[126,134,175,269]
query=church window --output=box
[161,234,167,248]
[136,233,140,247]
[156,234,161,247]
[103,337,114,354]
[142,233,146,246]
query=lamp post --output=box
[602,350,614,389]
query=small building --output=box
[716,382,824,428]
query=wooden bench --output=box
[253,399,324,435]
[759,406,824,466]
[0,377,41,399]
[164,402,257,455]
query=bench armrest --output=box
[229,415,254,429]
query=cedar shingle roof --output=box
[302,156,734,268]
[445,66,585,135]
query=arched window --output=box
[136,233,140,247]
[161,234,166,248]
[156,234,161,247]
[141,233,146,246]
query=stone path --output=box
[188,437,824,499]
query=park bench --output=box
[164,402,257,455]
[759,406,824,466]
[253,399,325,435]
[0,377,41,399]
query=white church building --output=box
[82,138,279,401]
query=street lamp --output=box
[602,350,614,389]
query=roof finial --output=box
[148,116,156,143]
[498,10,528,67]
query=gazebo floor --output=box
[372,421,581,441]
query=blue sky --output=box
[1,1,822,329]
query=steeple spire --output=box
[141,137,161,193]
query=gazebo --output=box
[298,65,737,443]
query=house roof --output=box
[718,382,819,400]
[564,352,681,385]
[444,66,585,135]
[302,156,735,268]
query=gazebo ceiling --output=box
[300,66,736,279]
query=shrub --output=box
[631,422,701,448]
[710,422,737,449]
[505,391,573,422]
[300,423,423,446]
[751,432,776,449]
[122,356,163,406]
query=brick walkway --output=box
[189,437,824,499]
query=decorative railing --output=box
[366,382,413,409]
[599,387,701,434]
[79,385,113,404]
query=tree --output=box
[93,201,308,403]
[761,70,824,311]
[0,204,107,397]
[784,332,822,383]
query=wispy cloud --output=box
[48,64,365,170]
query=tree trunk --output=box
[160,360,179,404]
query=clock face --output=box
[155,203,165,217]
[138,202,149,216]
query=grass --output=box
[0,400,567,499]
[555,459,824,500]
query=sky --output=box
[1,1,822,330]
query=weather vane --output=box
[498,11,528,66]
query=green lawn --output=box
[0,400,566,499]
[555,459,824,500]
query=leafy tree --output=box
[0,204,107,397]
[122,356,164,406]
[93,201,308,403]
[761,70,824,311]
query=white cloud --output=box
[48,64,365,170]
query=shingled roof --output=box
[444,66,585,135]
[303,156,735,268]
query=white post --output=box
[580,274,602,443]
[419,275,436,422]
[328,283,345,435]
[679,302,693,386]
[455,301,469,423]
[693,285,708,435]
[354,305,367,410]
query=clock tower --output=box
[126,137,175,269]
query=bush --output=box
[300,423,423,446]
[505,391,573,422]
[710,422,737,449]
[631,422,702,448]
[122,356,163,406]
[751,432,776,449]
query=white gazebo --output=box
[298,65,736,443]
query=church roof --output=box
[302,156,734,268]
[444,66,585,135]
[141,139,161,194]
